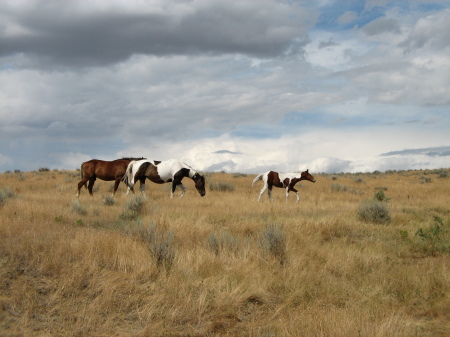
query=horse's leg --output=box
[87,178,96,196]
[139,178,146,198]
[76,179,89,197]
[177,183,186,198]
[112,178,121,197]
[288,187,300,202]
[258,183,268,201]
[285,187,289,201]
[268,186,274,201]
[170,181,176,199]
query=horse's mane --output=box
[120,157,146,161]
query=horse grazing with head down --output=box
[122,159,206,198]
[252,169,316,202]
[77,157,145,197]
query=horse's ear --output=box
[306,169,309,173]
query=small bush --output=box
[357,200,390,224]
[436,169,449,178]
[103,195,115,206]
[71,200,87,215]
[414,216,449,256]
[0,188,15,207]
[259,224,287,265]
[139,221,176,271]
[208,230,241,256]
[121,196,145,220]
[331,183,347,192]
[374,189,391,202]
[209,181,235,192]
[38,167,50,172]
[418,176,432,184]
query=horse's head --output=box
[192,173,206,197]
[301,169,316,183]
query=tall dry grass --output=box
[0,168,449,336]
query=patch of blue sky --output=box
[230,124,284,139]
[315,0,384,31]
[313,0,448,32]
[195,129,223,139]
[281,110,372,128]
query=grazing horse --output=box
[76,157,145,197]
[122,159,206,198]
[252,169,316,202]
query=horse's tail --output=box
[252,174,263,186]
[122,161,134,187]
[80,162,87,189]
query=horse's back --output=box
[156,159,183,180]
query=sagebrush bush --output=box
[209,181,235,192]
[138,221,175,271]
[0,188,15,207]
[103,195,115,206]
[259,224,287,265]
[208,230,241,256]
[71,200,87,215]
[357,200,391,224]
[121,196,145,220]
[331,183,347,192]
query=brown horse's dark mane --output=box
[119,157,146,161]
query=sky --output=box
[1,0,449,174]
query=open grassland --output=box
[0,168,449,337]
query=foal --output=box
[252,170,316,202]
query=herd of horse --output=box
[76,158,316,202]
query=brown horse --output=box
[76,157,145,197]
[252,169,316,202]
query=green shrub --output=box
[414,216,449,256]
[357,200,391,224]
[374,189,391,202]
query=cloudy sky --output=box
[1,0,449,174]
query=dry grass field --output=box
[0,168,449,336]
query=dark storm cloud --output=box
[0,1,312,68]
[381,146,450,157]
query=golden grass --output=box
[0,169,449,336]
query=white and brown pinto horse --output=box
[252,170,316,202]
[122,159,206,198]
